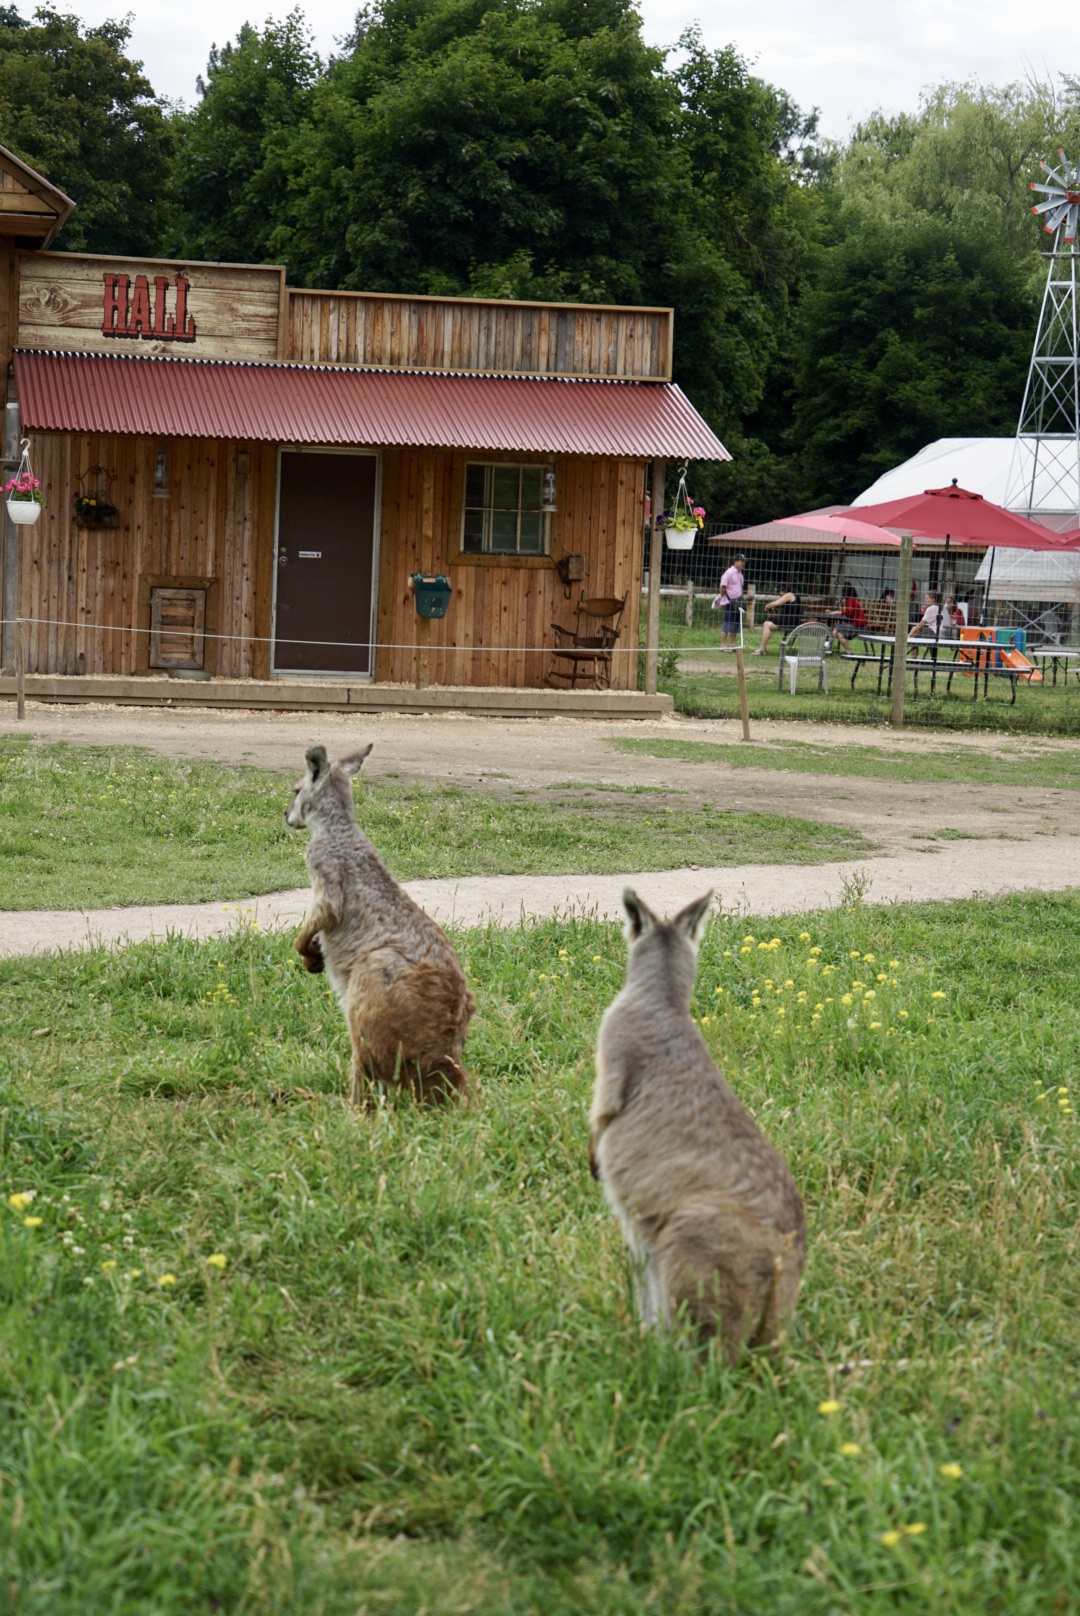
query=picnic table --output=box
[840,632,1026,705]
[1028,647,1080,687]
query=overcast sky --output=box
[73,0,1063,138]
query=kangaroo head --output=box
[285,743,373,829]
[621,887,714,1005]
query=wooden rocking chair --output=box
[546,593,627,691]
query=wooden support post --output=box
[645,458,665,695]
[734,646,751,741]
[685,576,695,629]
[415,448,436,692]
[2,397,19,674]
[890,533,914,728]
[15,616,25,721]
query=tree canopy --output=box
[0,5,173,254]
[0,3,1070,520]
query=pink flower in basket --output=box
[5,473,42,501]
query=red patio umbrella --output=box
[778,512,903,546]
[847,481,1067,550]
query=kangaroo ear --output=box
[338,744,374,778]
[673,890,714,949]
[305,745,329,780]
[622,888,656,942]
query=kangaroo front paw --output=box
[296,934,325,974]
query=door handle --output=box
[278,552,288,567]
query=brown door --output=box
[274,451,377,673]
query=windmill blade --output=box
[1066,203,1078,242]
[1045,202,1070,234]
[1032,181,1066,196]
[1041,160,1068,188]
[1033,196,1065,216]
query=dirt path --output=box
[3,837,1080,957]
[4,699,1079,860]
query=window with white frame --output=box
[461,463,550,556]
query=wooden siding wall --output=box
[376,450,646,689]
[288,292,671,381]
[19,433,276,678]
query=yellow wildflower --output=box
[863,954,875,963]
[799,931,811,942]
[849,951,861,959]
[743,936,755,945]
[23,1215,43,1228]
[841,994,853,1006]
[101,1259,117,1271]
[869,1021,882,1029]
[158,1273,178,1288]
[880,1530,903,1548]
[1058,1086,1069,1095]
[931,991,946,1000]
[7,1192,33,1211]
[863,990,876,1000]
[840,1442,862,1456]
[128,1270,142,1279]
[558,949,570,960]
[817,1400,841,1415]
[740,946,752,955]
[809,946,822,956]
[903,1523,927,1537]
[939,1463,963,1480]
[889,959,899,969]
[592,955,602,963]
[207,1253,228,1269]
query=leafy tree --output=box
[790,212,1036,504]
[0,5,173,253]
[168,12,319,265]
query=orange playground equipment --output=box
[958,626,1042,684]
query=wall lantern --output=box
[151,449,169,499]
[541,466,558,513]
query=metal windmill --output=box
[1005,151,1080,520]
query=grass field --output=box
[660,663,1080,735]
[0,739,874,911]
[1,893,1077,1613]
[613,734,1080,789]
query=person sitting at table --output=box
[911,590,951,654]
[752,582,801,655]
[832,582,868,651]
[946,595,966,628]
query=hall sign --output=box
[102,271,197,342]
[17,252,285,361]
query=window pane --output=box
[465,463,487,508]
[518,512,543,553]
[492,466,520,510]
[491,510,518,552]
[462,508,484,553]
[520,467,543,510]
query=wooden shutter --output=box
[149,586,207,670]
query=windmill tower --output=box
[1006,151,1080,521]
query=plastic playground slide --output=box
[958,626,1042,683]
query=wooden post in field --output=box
[890,533,914,728]
[15,615,25,721]
[685,576,695,628]
[415,448,436,691]
[734,646,751,741]
[645,458,665,695]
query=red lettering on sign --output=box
[128,274,152,336]
[172,274,197,342]
[101,273,130,336]
[100,270,198,343]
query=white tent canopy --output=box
[852,437,1077,526]
[974,548,1080,603]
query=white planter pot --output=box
[7,498,42,526]
[664,525,696,550]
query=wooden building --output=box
[0,143,727,701]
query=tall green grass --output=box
[1,892,1077,1612]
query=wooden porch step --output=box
[0,673,673,720]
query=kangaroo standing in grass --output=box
[286,744,475,1105]
[590,890,805,1359]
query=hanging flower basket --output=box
[657,471,706,551]
[5,440,42,526]
[73,465,121,529]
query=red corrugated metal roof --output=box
[14,350,729,461]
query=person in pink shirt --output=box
[712,554,746,647]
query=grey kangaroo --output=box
[590,889,806,1359]
[286,744,475,1105]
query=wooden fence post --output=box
[890,534,914,728]
[15,615,25,721]
[685,577,695,629]
[645,459,665,695]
